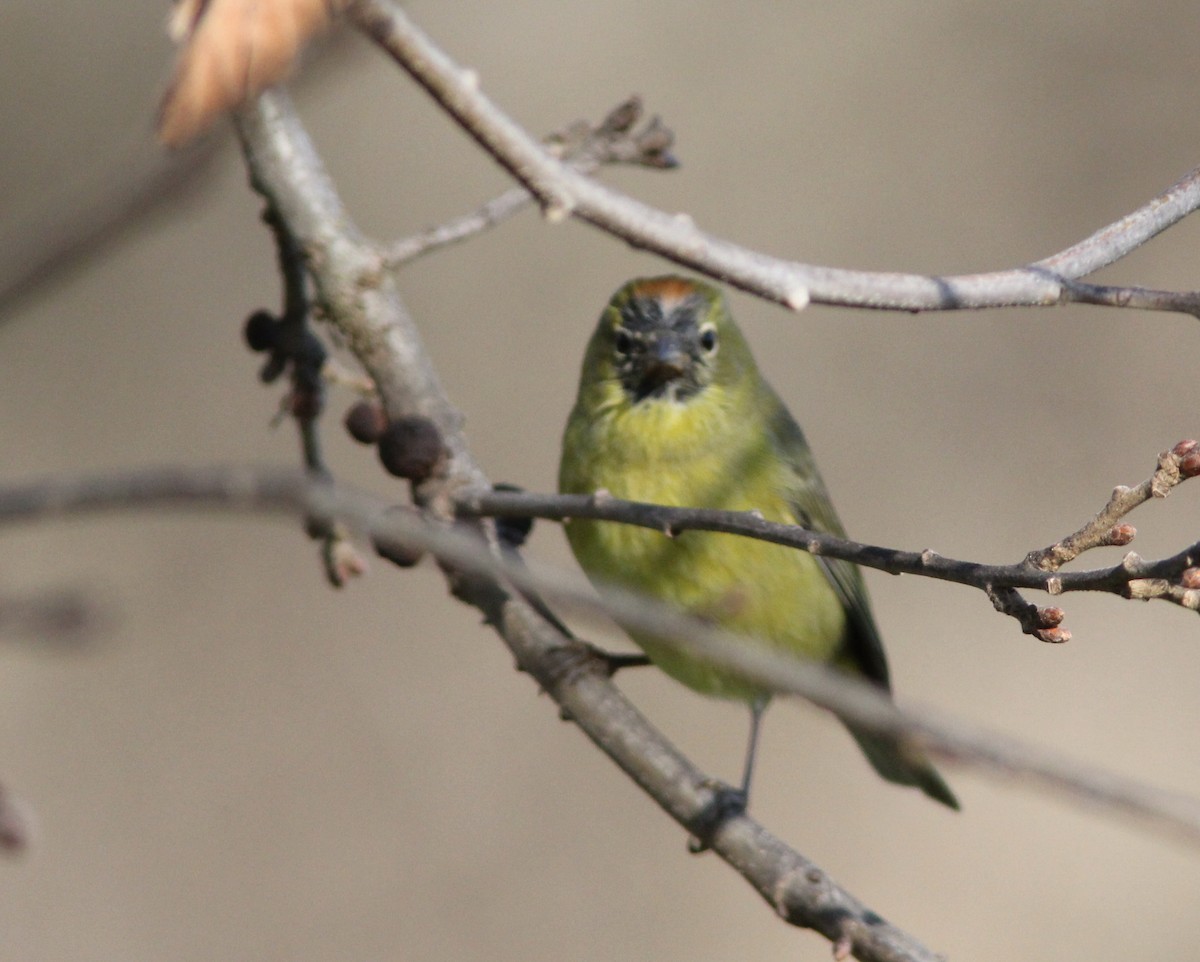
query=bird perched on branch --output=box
[559,276,957,810]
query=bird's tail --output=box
[844,723,960,810]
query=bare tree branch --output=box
[346,0,1200,319]
[6,463,1200,858]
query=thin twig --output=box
[460,453,1200,601]
[1026,440,1199,570]
[383,184,536,267]
[257,202,368,586]
[381,96,677,269]
[464,441,1200,647]
[984,586,1069,644]
[346,0,1200,318]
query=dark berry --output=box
[344,400,388,444]
[378,416,445,482]
[244,310,280,352]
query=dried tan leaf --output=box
[157,0,346,147]
[167,0,209,42]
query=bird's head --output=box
[582,276,748,406]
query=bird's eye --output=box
[699,327,717,352]
[614,330,633,355]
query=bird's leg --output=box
[738,696,768,803]
[704,697,769,814]
[687,697,767,853]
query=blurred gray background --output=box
[3,1,1200,959]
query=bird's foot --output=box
[686,779,748,853]
[584,643,652,677]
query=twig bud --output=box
[324,538,368,587]
[1179,451,1200,478]
[1036,626,1072,644]
[1037,606,1065,628]
[1181,567,1200,589]
[378,416,446,482]
[633,117,678,167]
[599,95,641,134]
[1107,523,1136,546]
[1172,439,1198,458]
[543,199,574,223]
[1120,551,1143,573]
[785,286,810,311]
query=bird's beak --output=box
[634,333,690,400]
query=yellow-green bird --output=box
[559,276,958,810]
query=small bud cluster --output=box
[1033,606,1070,644]
[547,95,679,171]
[1105,523,1137,546]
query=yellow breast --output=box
[559,382,847,700]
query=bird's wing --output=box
[768,400,893,691]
